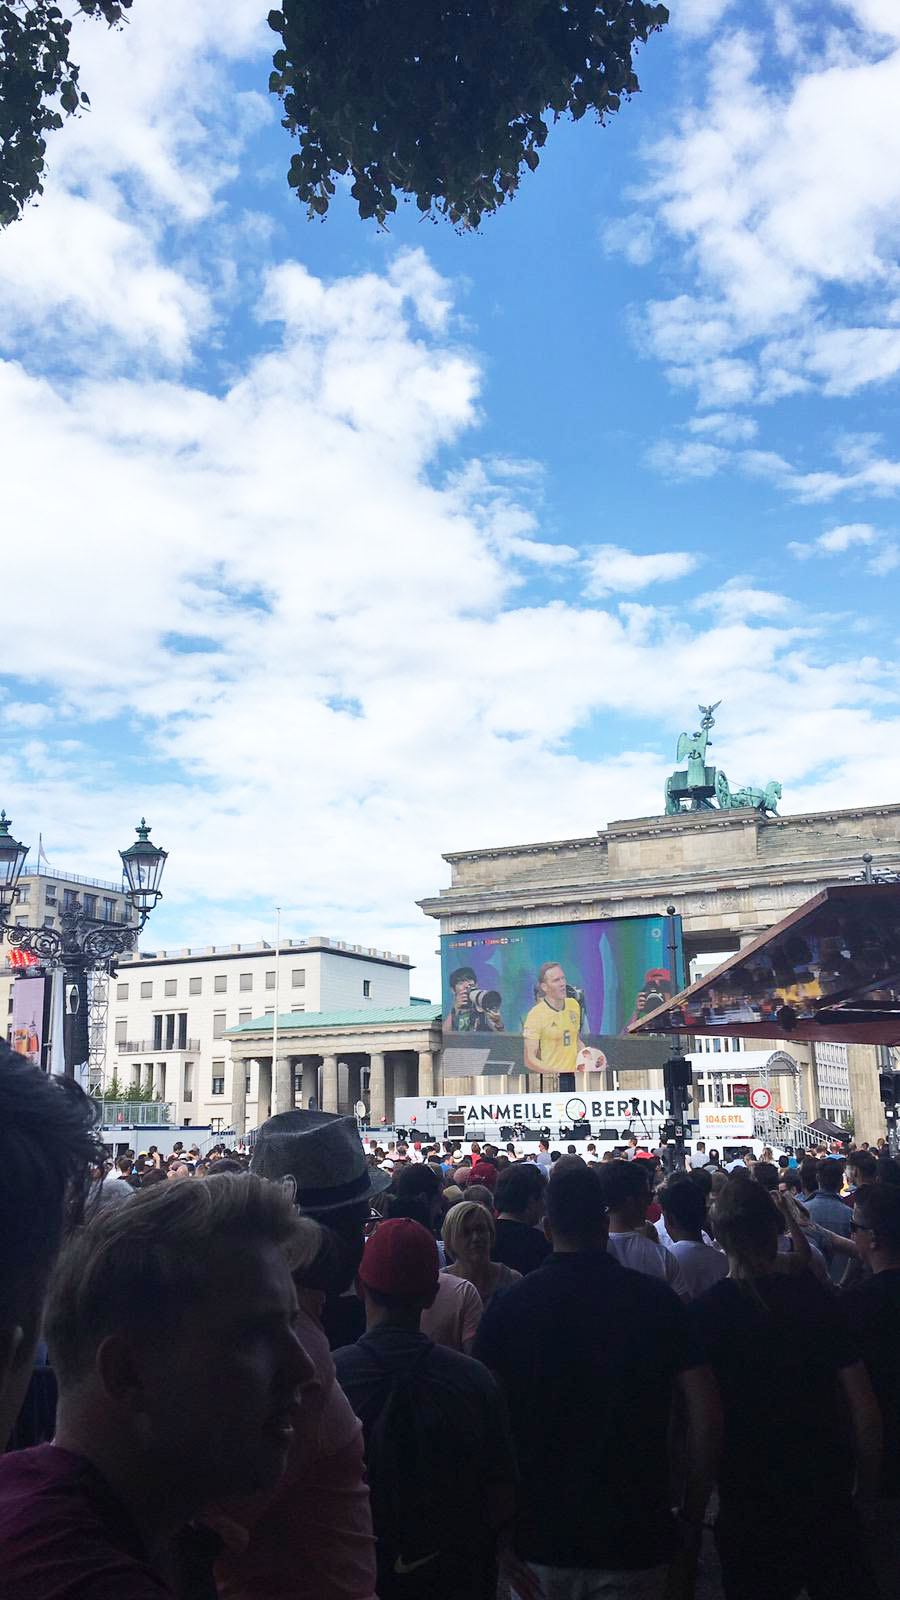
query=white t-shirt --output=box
[689,1150,708,1169]
[665,1238,729,1299]
[655,1218,715,1250]
[607,1230,690,1300]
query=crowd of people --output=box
[1,1031,899,1599]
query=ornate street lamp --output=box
[0,813,168,1077]
[0,811,29,919]
[120,818,168,921]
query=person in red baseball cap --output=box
[334,1220,521,1600]
[468,1159,499,1190]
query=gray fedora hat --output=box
[251,1109,392,1213]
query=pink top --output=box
[420,1271,484,1351]
[213,1290,377,1600]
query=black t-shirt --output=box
[472,1250,701,1570]
[689,1274,858,1506]
[844,1267,900,1495]
[492,1217,552,1276]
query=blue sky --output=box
[1,0,899,995]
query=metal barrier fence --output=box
[96,1101,171,1125]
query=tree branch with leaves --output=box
[268,0,668,229]
[0,0,131,225]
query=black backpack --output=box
[364,1342,471,1600]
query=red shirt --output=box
[0,1443,170,1598]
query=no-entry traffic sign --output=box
[750,1087,772,1111]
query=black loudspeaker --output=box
[663,1055,692,1097]
[447,1112,466,1140]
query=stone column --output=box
[231,1057,247,1139]
[274,1053,294,1115]
[848,1044,887,1145]
[322,1054,339,1114]
[369,1051,386,1125]
[346,1059,362,1110]
[298,1056,317,1110]
[257,1057,273,1123]
[417,1050,434,1097]
[392,1055,407,1100]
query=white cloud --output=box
[866,541,900,573]
[0,0,269,364]
[694,582,794,621]
[673,0,735,38]
[687,411,758,443]
[584,545,700,595]
[789,522,877,557]
[645,439,728,478]
[628,19,900,403]
[786,521,900,572]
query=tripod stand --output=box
[622,1095,654,1145]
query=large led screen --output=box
[441,913,684,1077]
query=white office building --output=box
[814,1040,852,1127]
[104,936,412,1130]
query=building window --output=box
[83,893,96,917]
[291,1004,305,1014]
[189,976,202,995]
[213,1012,226,1039]
[212,1077,225,1096]
[16,884,29,903]
[177,1012,187,1049]
[102,897,116,921]
[44,886,57,905]
[363,979,371,997]
[164,978,177,997]
[240,972,253,992]
[116,982,128,1001]
[214,974,227,994]
[245,1072,251,1093]
[292,969,305,988]
[239,1010,251,1024]
[265,971,276,989]
[712,1038,721,1052]
[43,916,55,928]
[63,888,78,913]
[265,1007,275,1016]
[140,980,153,999]
[114,1019,127,1044]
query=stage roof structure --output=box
[628,882,900,1047]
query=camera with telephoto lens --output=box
[642,989,667,1013]
[469,987,501,1015]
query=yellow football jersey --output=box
[523,997,582,1073]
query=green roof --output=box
[226,1001,440,1035]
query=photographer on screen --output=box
[443,966,504,1033]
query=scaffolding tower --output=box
[87,969,109,1096]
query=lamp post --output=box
[0,813,168,1079]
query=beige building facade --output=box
[225,1002,443,1137]
[105,937,414,1129]
[419,801,900,1142]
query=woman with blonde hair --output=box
[442,1200,521,1311]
